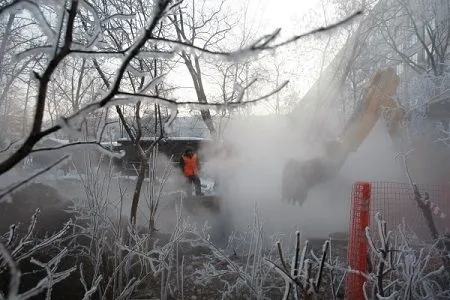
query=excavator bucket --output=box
[282,159,309,205]
[282,157,333,205]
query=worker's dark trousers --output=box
[187,175,202,196]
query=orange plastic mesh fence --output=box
[369,181,450,240]
[346,182,371,300]
[345,181,450,300]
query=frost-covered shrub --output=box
[192,213,285,300]
[0,209,77,300]
[362,212,450,299]
[2,177,449,300]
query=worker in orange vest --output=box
[180,147,203,196]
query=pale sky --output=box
[169,0,344,115]
[243,0,322,33]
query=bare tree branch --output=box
[0,139,21,153]
[30,141,119,154]
[0,154,70,201]
[114,80,289,108]
[0,0,79,174]
[0,1,359,175]
[161,10,363,56]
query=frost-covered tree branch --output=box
[0,209,75,300]
[265,232,331,299]
[0,0,363,176]
[345,212,449,299]
[377,0,450,76]
[0,0,79,174]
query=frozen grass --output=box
[1,176,449,300]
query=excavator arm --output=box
[339,68,403,154]
[282,68,405,205]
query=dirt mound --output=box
[0,182,73,236]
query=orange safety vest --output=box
[182,154,199,176]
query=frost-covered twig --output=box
[200,233,258,295]
[14,220,73,263]
[349,212,449,299]
[152,10,362,58]
[268,235,331,299]
[0,240,20,299]
[114,80,289,110]
[412,186,450,269]
[0,239,76,300]
[0,0,56,39]
[0,139,21,153]
[398,152,450,269]
[30,141,123,157]
[276,241,289,273]
[0,0,79,175]
[80,263,103,300]
[315,240,329,291]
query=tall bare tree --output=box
[0,11,47,142]
[169,0,237,137]
[377,0,449,77]
[0,0,359,222]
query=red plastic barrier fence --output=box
[345,181,450,299]
[346,182,371,300]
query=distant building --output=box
[116,115,211,139]
[164,116,211,138]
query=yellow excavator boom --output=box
[282,67,405,205]
[340,67,403,153]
